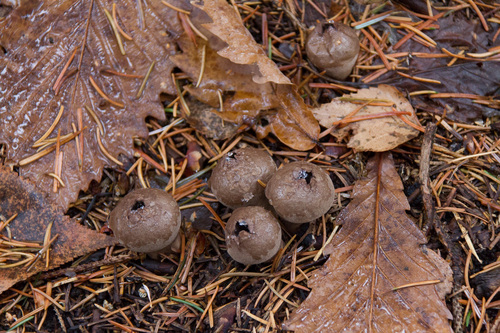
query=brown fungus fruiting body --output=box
[209,147,276,209]
[306,22,360,80]
[225,206,282,265]
[265,161,335,223]
[108,188,181,253]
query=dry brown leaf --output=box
[172,39,277,111]
[284,153,453,333]
[185,97,239,140]
[191,0,291,85]
[172,40,319,150]
[0,0,183,210]
[0,167,117,294]
[271,85,320,151]
[313,85,420,152]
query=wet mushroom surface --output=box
[306,22,360,80]
[265,161,335,223]
[209,147,277,209]
[108,188,181,253]
[225,206,282,265]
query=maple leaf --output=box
[284,153,453,332]
[313,85,420,152]
[0,0,183,210]
[0,167,117,294]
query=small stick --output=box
[467,0,488,31]
[361,29,391,70]
[53,129,61,193]
[199,198,225,230]
[20,128,86,166]
[336,111,412,127]
[96,131,123,166]
[398,22,437,46]
[112,3,133,40]
[84,105,104,135]
[104,8,125,55]
[133,148,167,173]
[77,107,84,170]
[34,106,65,146]
[419,123,437,234]
[43,221,54,268]
[53,48,78,94]
[262,13,268,51]
[185,14,207,41]
[101,68,142,78]
[136,61,155,98]
[161,0,190,14]
[396,71,441,84]
[89,76,124,108]
[392,279,442,291]
[47,173,65,188]
[196,45,206,88]
[34,133,73,149]
[393,12,444,50]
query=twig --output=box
[419,123,437,234]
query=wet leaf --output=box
[0,0,183,210]
[272,85,320,151]
[0,167,116,294]
[372,14,500,122]
[313,85,419,152]
[185,97,239,140]
[284,153,453,333]
[172,20,319,150]
[191,0,291,85]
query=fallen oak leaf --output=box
[284,153,453,332]
[0,167,117,295]
[172,37,319,150]
[0,0,183,210]
[313,85,420,152]
[271,85,320,151]
[191,0,291,85]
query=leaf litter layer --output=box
[284,153,452,332]
[1,0,500,332]
[0,0,182,210]
[0,167,116,294]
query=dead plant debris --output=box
[0,0,500,332]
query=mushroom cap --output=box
[108,188,181,253]
[209,147,276,208]
[306,22,360,80]
[225,206,282,265]
[265,161,335,223]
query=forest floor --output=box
[1,0,500,332]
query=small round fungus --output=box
[209,147,276,208]
[265,161,335,223]
[108,188,181,253]
[225,206,282,265]
[306,22,360,80]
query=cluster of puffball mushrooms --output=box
[108,22,356,264]
[108,147,335,266]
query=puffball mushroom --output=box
[265,161,335,223]
[209,147,277,208]
[306,22,360,80]
[225,206,282,265]
[108,188,181,253]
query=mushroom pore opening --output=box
[131,200,145,211]
[234,220,250,236]
[226,151,237,160]
[297,169,313,185]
